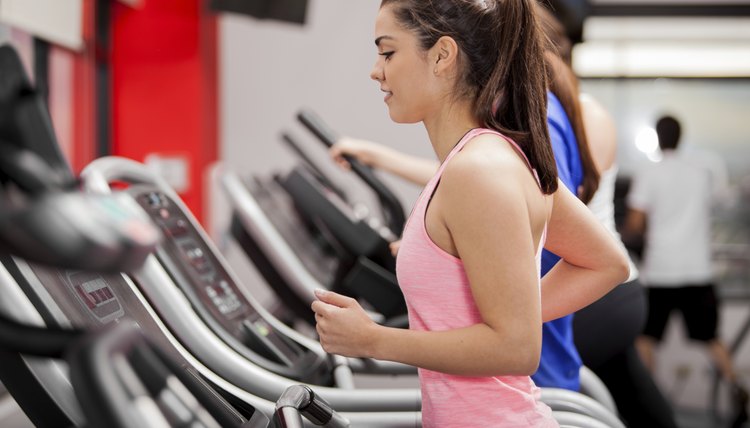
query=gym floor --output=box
[0,390,738,428]
[676,407,737,428]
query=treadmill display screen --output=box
[129,188,317,372]
[204,279,242,315]
[135,191,249,322]
[68,271,124,324]
[77,278,116,309]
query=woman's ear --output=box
[431,36,459,76]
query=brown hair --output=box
[537,4,599,203]
[537,3,573,66]
[381,0,558,195]
[544,51,599,203]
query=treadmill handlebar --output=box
[281,132,349,203]
[0,314,83,358]
[296,109,406,236]
[67,321,252,428]
[275,385,350,428]
[0,192,160,273]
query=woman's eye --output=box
[379,51,394,60]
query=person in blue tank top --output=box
[534,91,584,391]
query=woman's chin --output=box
[388,109,420,124]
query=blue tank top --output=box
[531,92,584,391]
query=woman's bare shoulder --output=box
[440,133,539,201]
[450,133,530,174]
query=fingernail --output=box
[314,288,328,297]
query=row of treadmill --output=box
[0,44,625,427]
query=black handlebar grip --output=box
[296,109,406,235]
[275,385,349,427]
[297,109,338,147]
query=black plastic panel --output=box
[210,0,308,24]
[131,186,330,383]
[280,166,390,258]
[342,257,407,319]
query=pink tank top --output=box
[396,128,557,427]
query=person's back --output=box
[573,95,679,428]
[627,115,749,428]
[634,151,714,284]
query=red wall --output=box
[70,0,96,174]
[111,0,218,222]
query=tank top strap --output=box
[436,128,541,188]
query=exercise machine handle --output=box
[281,132,349,203]
[0,314,82,358]
[274,385,350,427]
[296,109,406,236]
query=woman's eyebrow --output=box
[375,35,395,47]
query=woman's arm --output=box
[330,137,438,186]
[313,143,545,376]
[540,181,630,322]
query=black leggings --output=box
[574,280,678,428]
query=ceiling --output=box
[565,1,750,77]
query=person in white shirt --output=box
[625,115,747,428]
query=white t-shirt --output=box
[627,149,727,286]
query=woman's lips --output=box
[382,89,392,102]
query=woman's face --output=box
[370,5,437,124]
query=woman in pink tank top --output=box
[311,1,630,426]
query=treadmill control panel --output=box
[136,191,251,324]
[132,189,318,376]
[68,271,124,324]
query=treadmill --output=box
[226,166,406,327]
[0,42,265,427]
[0,238,421,426]
[65,320,352,428]
[0,217,350,428]
[224,110,410,329]
[80,156,424,414]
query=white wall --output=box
[219,1,430,206]
[0,0,82,50]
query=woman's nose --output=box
[370,61,383,82]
